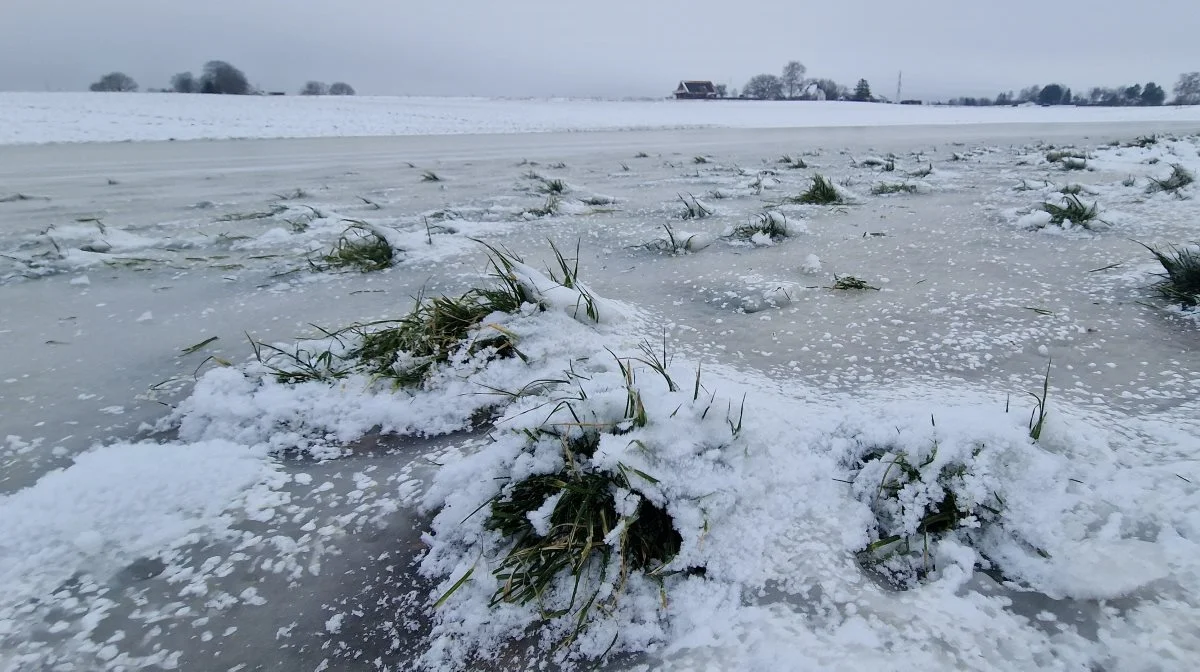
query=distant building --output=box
[674,81,717,100]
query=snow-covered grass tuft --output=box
[785,174,843,205]
[1038,194,1103,229]
[1045,148,1088,163]
[537,178,569,195]
[1137,241,1200,307]
[777,154,807,169]
[870,182,919,195]
[421,170,443,183]
[849,434,1006,589]
[677,193,713,219]
[831,274,879,291]
[726,210,799,243]
[637,223,713,255]
[313,221,397,272]
[524,195,561,218]
[1146,164,1194,196]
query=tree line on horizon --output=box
[727,61,1200,106]
[88,62,355,96]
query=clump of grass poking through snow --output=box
[1059,157,1088,171]
[786,174,842,205]
[1045,148,1087,163]
[1146,164,1195,195]
[638,223,708,255]
[420,170,442,182]
[483,461,679,638]
[1136,241,1200,307]
[692,155,710,164]
[265,244,542,386]
[1039,194,1101,228]
[849,434,1004,589]
[536,178,568,195]
[777,154,807,169]
[727,210,791,241]
[317,222,396,272]
[524,195,561,218]
[831,275,879,291]
[871,182,918,195]
[908,163,933,178]
[677,193,712,219]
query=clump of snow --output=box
[1016,210,1054,229]
[800,254,822,274]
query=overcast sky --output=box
[1,1,1196,100]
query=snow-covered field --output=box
[6,92,1200,144]
[2,107,1200,671]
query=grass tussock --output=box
[785,174,842,205]
[639,223,706,255]
[317,222,396,272]
[1060,157,1088,171]
[908,163,934,178]
[871,182,918,195]
[484,464,679,627]
[537,178,568,195]
[259,244,539,386]
[1137,241,1200,307]
[1146,164,1195,195]
[728,211,791,241]
[692,155,710,164]
[677,193,713,219]
[1045,149,1088,163]
[216,204,287,222]
[421,170,442,183]
[634,151,650,158]
[525,195,561,218]
[831,275,879,291]
[1039,194,1101,228]
[579,195,617,207]
[852,439,1004,589]
[858,156,894,171]
[272,188,309,201]
[778,154,808,169]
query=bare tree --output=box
[301,81,328,96]
[781,61,807,99]
[328,82,356,96]
[1174,72,1200,105]
[743,74,783,100]
[89,72,138,92]
[170,72,197,93]
[714,83,728,98]
[200,61,252,95]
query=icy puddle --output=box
[2,123,1199,671]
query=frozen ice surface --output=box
[2,107,1200,670]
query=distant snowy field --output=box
[5,92,1200,144]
